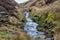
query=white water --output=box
[24,11,45,37]
[23,11,52,40]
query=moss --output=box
[0,30,16,40]
[0,26,33,40]
[45,11,56,23]
[30,9,56,34]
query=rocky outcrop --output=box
[0,0,26,27]
[0,0,34,40]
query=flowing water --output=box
[23,11,52,40]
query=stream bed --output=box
[23,11,52,40]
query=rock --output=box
[0,0,33,40]
[8,16,18,24]
[35,35,46,40]
[0,0,26,26]
[0,6,8,23]
[0,0,18,10]
[38,35,46,39]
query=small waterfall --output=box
[23,11,52,40]
[23,11,45,37]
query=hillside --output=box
[20,0,60,40]
[0,0,60,40]
[0,0,33,40]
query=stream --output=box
[23,11,52,40]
